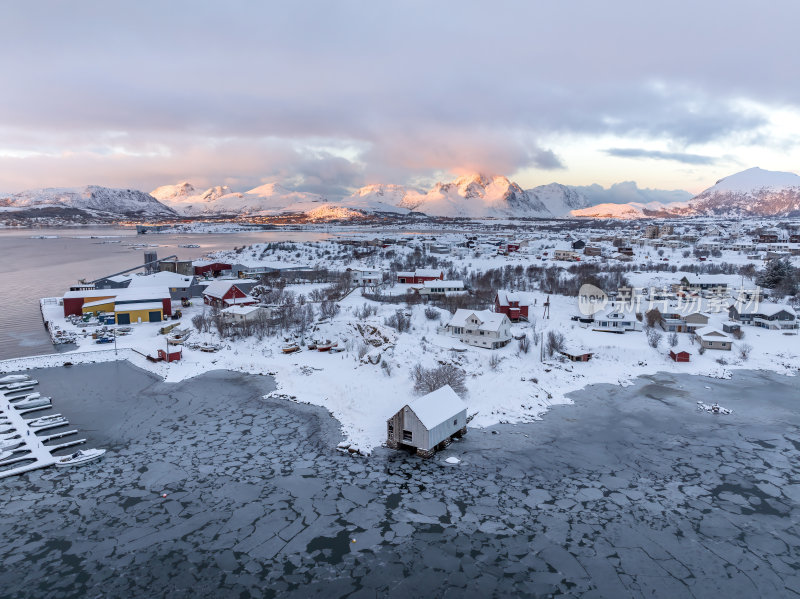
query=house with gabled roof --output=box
[386,385,468,458]
[202,280,257,309]
[494,290,529,322]
[694,327,732,351]
[444,309,512,349]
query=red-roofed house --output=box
[396,269,444,284]
[494,291,529,322]
[202,281,256,309]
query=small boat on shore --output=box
[281,345,300,354]
[316,340,337,352]
[167,329,192,345]
[55,449,106,467]
[179,244,200,248]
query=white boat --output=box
[0,439,22,451]
[9,392,40,402]
[55,448,106,467]
[179,243,200,248]
[0,375,28,384]
[4,380,38,390]
[27,415,68,429]
[14,396,51,410]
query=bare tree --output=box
[668,332,678,348]
[320,300,341,320]
[385,310,411,332]
[412,364,467,396]
[489,353,501,371]
[545,330,565,357]
[738,343,752,361]
[646,327,662,349]
[518,334,531,354]
[424,306,440,320]
[645,308,662,329]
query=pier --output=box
[0,384,85,478]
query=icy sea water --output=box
[0,363,798,598]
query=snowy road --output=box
[0,363,797,598]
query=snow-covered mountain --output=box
[570,168,800,219]
[338,184,415,214]
[154,182,330,216]
[0,186,175,220]
[570,201,679,219]
[525,183,591,217]
[398,174,551,217]
[676,167,800,217]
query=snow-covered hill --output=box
[398,174,551,217]
[677,167,800,217]
[0,186,176,219]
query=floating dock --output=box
[0,387,85,479]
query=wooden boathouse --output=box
[386,385,468,458]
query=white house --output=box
[350,269,382,287]
[593,308,640,333]
[444,309,512,349]
[414,280,466,296]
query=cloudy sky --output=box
[2,1,799,198]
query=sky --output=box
[2,1,800,199]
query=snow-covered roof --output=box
[67,286,171,302]
[193,259,231,267]
[107,274,132,283]
[495,290,527,307]
[202,280,242,299]
[447,309,508,331]
[415,268,443,278]
[694,327,731,339]
[405,385,467,429]
[735,302,796,316]
[128,271,194,288]
[423,279,464,288]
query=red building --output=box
[494,291,529,322]
[669,350,691,362]
[202,281,256,308]
[157,348,183,363]
[193,261,232,277]
[397,269,444,284]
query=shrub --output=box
[518,334,530,354]
[385,310,411,332]
[731,328,744,340]
[412,364,467,397]
[668,332,678,348]
[489,353,501,371]
[424,307,440,320]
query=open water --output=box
[0,362,797,598]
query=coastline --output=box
[2,344,795,455]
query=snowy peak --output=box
[684,167,800,217]
[406,174,551,217]
[150,181,197,201]
[709,167,800,192]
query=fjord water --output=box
[1,362,798,597]
[0,228,331,360]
